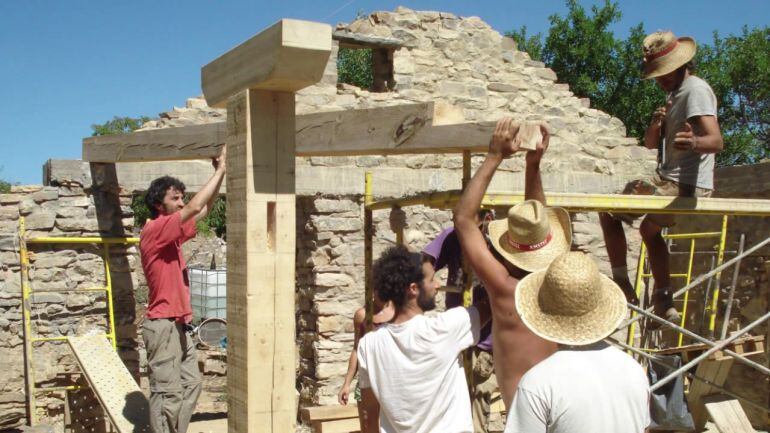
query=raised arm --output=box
[180,145,227,223]
[454,118,521,296]
[523,123,550,205]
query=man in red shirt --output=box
[140,146,226,433]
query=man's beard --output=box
[416,284,436,311]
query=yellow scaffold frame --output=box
[627,218,729,349]
[361,159,770,413]
[19,216,139,426]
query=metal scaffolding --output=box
[361,157,770,424]
[19,216,139,426]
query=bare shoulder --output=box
[353,307,366,324]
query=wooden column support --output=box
[203,19,331,433]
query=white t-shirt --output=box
[505,343,650,433]
[357,307,481,433]
[659,75,718,190]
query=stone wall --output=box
[3,6,679,430]
[0,167,139,429]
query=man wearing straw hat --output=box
[454,118,569,410]
[599,30,723,323]
[505,252,649,432]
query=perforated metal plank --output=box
[66,386,108,433]
[68,335,151,433]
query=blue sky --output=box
[1,1,767,185]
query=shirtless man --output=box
[454,118,571,408]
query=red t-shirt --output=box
[140,212,197,322]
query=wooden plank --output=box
[82,102,486,162]
[687,357,735,430]
[656,335,764,356]
[202,19,332,108]
[313,417,361,433]
[703,395,756,433]
[301,405,359,422]
[82,122,227,163]
[66,336,150,433]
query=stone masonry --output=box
[6,6,767,432]
[0,168,139,429]
[139,7,657,410]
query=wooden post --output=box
[202,19,331,433]
[364,172,374,330]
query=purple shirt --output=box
[423,227,493,351]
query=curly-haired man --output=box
[140,146,226,433]
[356,245,492,433]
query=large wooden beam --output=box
[82,103,502,162]
[82,122,226,163]
[208,20,331,433]
[202,19,332,108]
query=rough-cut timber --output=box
[202,19,332,108]
[82,103,505,162]
[82,122,226,163]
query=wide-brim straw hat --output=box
[642,30,697,79]
[516,252,627,346]
[488,200,572,273]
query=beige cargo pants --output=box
[472,348,497,433]
[142,318,202,433]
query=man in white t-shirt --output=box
[357,245,492,433]
[506,252,650,433]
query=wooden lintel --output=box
[332,30,403,49]
[82,122,227,163]
[82,102,503,162]
[202,19,332,108]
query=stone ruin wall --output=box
[5,6,766,430]
[0,174,227,429]
[0,170,139,429]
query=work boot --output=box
[651,289,680,327]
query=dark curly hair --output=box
[373,245,424,309]
[144,176,186,219]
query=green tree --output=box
[337,47,373,89]
[0,168,12,193]
[697,27,770,165]
[508,0,663,141]
[91,116,151,136]
[508,0,768,167]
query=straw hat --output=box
[488,200,572,272]
[516,252,627,346]
[642,31,697,79]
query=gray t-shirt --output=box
[659,75,718,190]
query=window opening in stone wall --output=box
[337,46,395,92]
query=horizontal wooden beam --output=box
[332,30,403,49]
[82,102,502,162]
[82,123,227,163]
[366,190,770,217]
[202,19,332,108]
